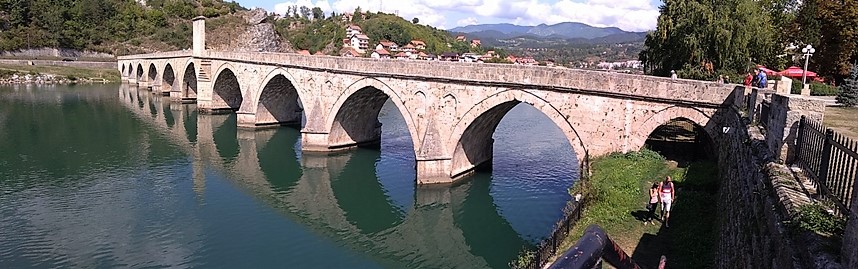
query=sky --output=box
[234,0,664,32]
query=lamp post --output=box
[801,44,815,90]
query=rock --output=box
[244,8,268,25]
[234,22,292,53]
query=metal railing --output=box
[512,196,586,269]
[796,115,858,214]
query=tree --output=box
[412,17,419,24]
[837,63,858,107]
[640,0,784,80]
[815,0,858,83]
[311,7,324,20]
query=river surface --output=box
[0,84,578,268]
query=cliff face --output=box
[207,9,293,53]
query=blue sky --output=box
[234,0,663,32]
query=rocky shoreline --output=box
[0,74,110,85]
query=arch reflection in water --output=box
[113,87,575,268]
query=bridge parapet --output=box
[200,51,739,107]
[118,51,192,60]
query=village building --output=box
[378,40,399,52]
[340,47,362,57]
[410,40,426,50]
[440,52,459,62]
[371,48,391,59]
[471,39,481,47]
[350,34,370,50]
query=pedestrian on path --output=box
[646,182,659,225]
[659,176,675,228]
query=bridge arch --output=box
[448,89,588,178]
[247,68,306,127]
[136,63,144,82]
[629,106,716,152]
[181,60,197,99]
[325,77,420,152]
[211,63,243,112]
[163,63,176,92]
[148,63,158,84]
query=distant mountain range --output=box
[449,22,647,45]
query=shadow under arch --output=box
[163,63,176,92]
[244,68,306,128]
[631,106,718,160]
[136,63,144,82]
[325,77,420,153]
[448,89,586,179]
[148,63,158,85]
[211,64,243,113]
[182,61,197,100]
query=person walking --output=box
[744,72,754,87]
[658,176,676,228]
[646,183,659,225]
[757,68,768,88]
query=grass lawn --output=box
[824,107,858,140]
[0,63,120,82]
[559,150,718,268]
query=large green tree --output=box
[640,0,785,79]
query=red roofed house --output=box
[394,52,409,59]
[456,34,466,42]
[378,40,399,51]
[297,50,311,56]
[400,43,416,53]
[340,47,362,57]
[346,24,362,36]
[506,55,517,63]
[371,48,391,59]
[410,40,426,50]
[350,34,370,50]
[471,39,481,47]
[314,51,325,56]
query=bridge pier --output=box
[416,158,456,184]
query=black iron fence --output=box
[512,196,586,269]
[796,115,858,214]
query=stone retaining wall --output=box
[714,93,846,269]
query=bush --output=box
[810,82,839,96]
[793,203,847,235]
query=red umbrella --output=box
[757,65,779,76]
[779,66,817,78]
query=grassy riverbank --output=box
[0,63,119,82]
[559,150,718,268]
[824,107,858,140]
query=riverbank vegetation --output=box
[0,63,119,83]
[558,149,719,268]
[0,0,245,55]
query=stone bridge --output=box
[117,17,741,184]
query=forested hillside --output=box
[274,7,458,55]
[0,0,245,55]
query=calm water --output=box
[0,84,578,268]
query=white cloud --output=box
[269,0,660,31]
[457,17,479,26]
